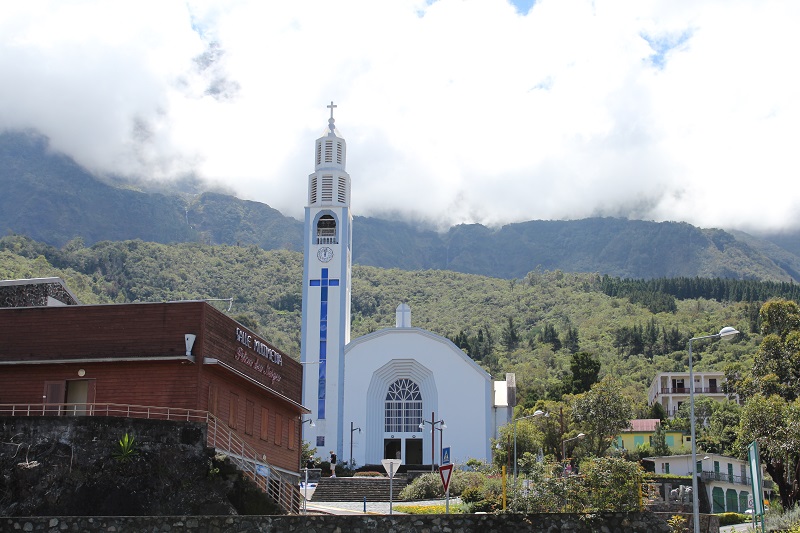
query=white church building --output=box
[300,103,513,467]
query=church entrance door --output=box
[384,439,401,460]
[405,439,423,464]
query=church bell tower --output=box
[300,102,352,457]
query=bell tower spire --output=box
[300,102,353,459]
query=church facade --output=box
[300,104,513,467]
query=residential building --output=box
[649,453,771,513]
[616,418,686,453]
[648,371,732,418]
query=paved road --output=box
[301,484,460,515]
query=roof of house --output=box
[625,418,660,432]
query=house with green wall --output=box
[615,419,686,453]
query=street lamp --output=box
[349,421,361,468]
[420,412,445,471]
[435,421,446,464]
[561,432,586,471]
[513,409,546,482]
[689,326,739,533]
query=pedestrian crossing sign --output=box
[442,446,451,465]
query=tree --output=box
[650,422,671,457]
[571,376,634,457]
[736,394,800,510]
[732,300,800,510]
[501,316,520,350]
[538,323,561,351]
[562,325,580,354]
[748,300,800,402]
[567,351,600,394]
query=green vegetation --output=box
[0,234,763,409]
[730,300,800,511]
[112,433,138,462]
[8,233,800,524]
[393,503,460,514]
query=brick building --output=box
[0,280,308,479]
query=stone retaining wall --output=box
[3,512,675,532]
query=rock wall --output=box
[3,512,675,532]
[0,416,280,516]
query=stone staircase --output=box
[310,476,409,502]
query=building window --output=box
[385,378,423,433]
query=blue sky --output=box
[1,0,798,233]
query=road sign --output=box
[439,463,454,492]
[381,458,402,478]
[442,446,451,465]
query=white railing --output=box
[0,402,302,514]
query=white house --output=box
[648,371,732,418]
[649,453,770,513]
[299,104,513,467]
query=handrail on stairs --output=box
[0,402,302,514]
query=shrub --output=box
[717,512,748,526]
[763,503,800,532]
[399,473,443,500]
[460,486,483,504]
[450,470,485,496]
[580,456,644,512]
[354,471,384,477]
[394,504,449,514]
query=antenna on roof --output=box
[204,298,233,312]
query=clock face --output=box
[317,246,334,263]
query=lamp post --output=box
[349,421,361,468]
[419,412,445,472]
[561,433,586,473]
[689,326,739,533]
[513,409,546,483]
[300,417,315,514]
[435,421,446,463]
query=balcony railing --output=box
[0,402,302,514]
[701,471,750,486]
[658,387,722,395]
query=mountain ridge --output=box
[2,129,799,282]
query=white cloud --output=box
[1,0,798,232]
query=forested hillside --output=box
[2,235,782,408]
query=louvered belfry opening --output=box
[316,215,337,244]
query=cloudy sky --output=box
[1,1,798,233]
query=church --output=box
[300,104,514,468]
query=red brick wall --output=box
[0,301,306,473]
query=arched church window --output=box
[385,378,422,433]
[316,215,337,245]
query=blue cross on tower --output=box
[309,268,339,419]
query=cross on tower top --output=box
[327,101,337,120]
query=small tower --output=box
[300,102,352,457]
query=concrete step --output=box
[310,476,409,502]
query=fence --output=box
[0,402,302,514]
